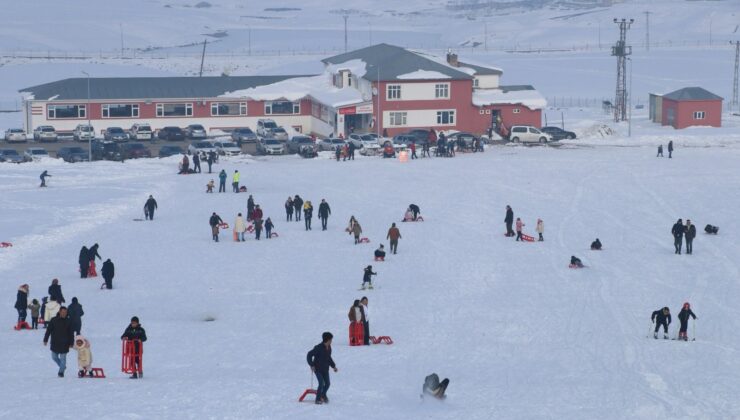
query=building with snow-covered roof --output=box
[649,87,722,129]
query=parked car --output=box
[33,126,57,142]
[57,132,74,141]
[318,137,346,151]
[213,140,241,156]
[188,140,216,156]
[446,131,478,149]
[129,123,153,141]
[405,129,432,144]
[509,126,551,143]
[231,127,258,145]
[382,142,396,158]
[91,140,123,161]
[5,128,27,143]
[256,138,285,155]
[286,136,317,154]
[392,134,418,147]
[120,143,152,159]
[24,147,50,161]
[271,127,289,141]
[57,146,89,162]
[256,119,278,138]
[186,124,207,139]
[0,149,24,163]
[540,126,576,141]
[157,126,185,141]
[103,127,128,142]
[73,124,95,142]
[158,145,184,158]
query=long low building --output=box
[20,43,545,138]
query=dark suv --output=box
[120,143,152,159]
[57,146,89,162]
[91,140,123,161]
[157,126,185,141]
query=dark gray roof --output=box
[458,61,503,76]
[322,43,472,82]
[19,75,307,101]
[663,87,723,101]
[499,85,535,92]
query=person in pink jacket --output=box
[515,218,524,242]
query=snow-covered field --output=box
[2,142,740,419]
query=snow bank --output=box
[221,73,363,108]
[397,70,451,80]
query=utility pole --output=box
[612,18,634,122]
[732,41,739,110]
[248,26,252,56]
[628,58,633,137]
[484,22,488,51]
[120,24,125,58]
[369,21,372,46]
[343,14,349,52]
[81,71,91,161]
[199,39,207,77]
[643,11,651,51]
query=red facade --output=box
[661,98,722,129]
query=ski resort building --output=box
[649,87,723,129]
[19,44,545,138]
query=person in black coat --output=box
[409,204,420,221]
[306,332,338,404]
[144,195,158,220]
[15,284,29,323]
[209,212,224,242]
[88,243,101,277]
[505,205,514,237]
[43,307,75,377]
[48,278,65,304]
[247,195,255,221]
[192,152,201,173]
[348,141,356,160]
[293,195,303,221]
[651,307,671,339]
[677,302,697,341]
[79,246,89,278]
[684,219,696,255]
[590,238,602,250]
[318,199,331,230]
[40,170,51,187]
[671,219,685,254]
[102,259,115,289]
[121,316,148,378]
[206,151,214,173]
[668,140,673,158]
[67,297,84,335]
[374,244,386,259]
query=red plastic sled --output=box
[349,322,365,346]
[369,336,394,345]
[83,368,106,378]
[1,242,14,247]
[298,388,317,402]
[520,234,535,242]
[13,321,31,330]
[568,264,584,269]
[246,225,255,233]
[218,223,229,230]
[374,256,385,262]
[359,237,370,243]
[270,232,279,238]
[122,339,143,375]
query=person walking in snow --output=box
[28,298,41,329]
[144,195,158,220]
[677,302,696,341]
[536,218,544,241]
[88,243,101,277]
[67,297,84,335]
[121,316,147,379]
[48,278,65,305]
[348,141,356,160]
[386,223,401,254]
[265,217,274,239]
[252,204,263,222]
[657,144,663,157]
[14,284,29,326]
[73,336,93,378]
[207,151,214,173]
[192,152,201,173]
[318,199,331,231]
[247,195,255,221]
[303,200,314,231]
[218,169,227,193]
[78,246,89,279]
[102,259,115,290]
[362,265,376,290]
[209,212,224,242]
[293,195,304,222]
[360,297,370,345]
[671,218,685,255]
[234,213,246,242]
[668,140,674,158]
[515,218,525,242]
[254,217,264,240]
[285,197,294,222]
[352,221,363,244]
[685,219,696,255]
[232,170,240,193]
[40,170,51,187]
[651,307,671,339]
[505,205,514,237]
[43,306,74,377]
[306,332,338,405]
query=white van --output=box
[509,126,551,143]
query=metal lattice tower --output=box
[644,11,651,51]
[612,18,634,122]
[732,41,740,109]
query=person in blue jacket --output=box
[306,332,338,405]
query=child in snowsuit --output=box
[515,218,524,241]
[403,208,414,222]
[265,218,274,239]
[536,219,544,241]
[651,307,671,339]
[570,256,583,268]
[677,302,697,341]
[591,239,602,250]
[352,222,363,244]
[28,299,41,329]
[374,245,386,260]
[423,373,450,399]
[73,336,93,377]
[206,180,215,193]
[362,265,376,290]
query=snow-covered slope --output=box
[2,143,740,418]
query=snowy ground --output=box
[2,141,740,419]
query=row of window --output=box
[386,83,449,100]
[387,110,456,127]
[47,101,300,119]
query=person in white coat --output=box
[73,335,93,377]
[234,213,246,242]
[44,299,61,324]
[536,219,544,242]
[361,297,370,346]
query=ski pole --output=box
[310,370,314,389]
[647,320,653,338]
[692,318,696,341]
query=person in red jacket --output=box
[252,205,263,221]
[515,218,525,241]
[410,141,417,159]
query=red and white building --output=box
[20,44,545,138]
[649,87,723,129]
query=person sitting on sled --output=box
[423,373,450,399]
[570,256,584,268]
[403,208,414,222]
[73,335,93,377]
[374,245,386,259]
[590,239,602,250]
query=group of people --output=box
[77,243,115,289]
[504,205,545,242]
[656,140,674,158]
[179,151,219,174]
[651,302,697,341]
[671,218,697,255]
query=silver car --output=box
[33,126,57,142]
[214,140,241,156]
[271,127,289,141]
[5,129,27,143]
[256,138,285,155]
[318,138,346,151]
[24,147,50,161]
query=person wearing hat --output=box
[102,259,115,290]
[73,335,93,378]
[144,195,158,220]
[374,244,386,260]
[48,278,65,304]
[67,297,84,335]
[14,284,29,327]
[677,303,697,341]
[303,200,313,231]
[651,307,671,339]
[43,306,75,377]
[306,332,338,405]
[121,316,148,378]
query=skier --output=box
[657,144,663,157]
[360,297,370,345]
[361,265,376,290]
[285,197,294,222]
[318,199,331,231]
[48,278,65,304]
[14,284,29,327]
[121,316,147,378]
[28,298,41,329]
[536,218,544,241]
[423,373,450,399]
[40,170,51,187]
[352,221,363,244]
[209,212,224,242]
[232,170,240,193]
[73,336,93,378]
[67,297,84,335]
[293,195,304,222]
[671,218,685,255]
[668,140,674,158]
[303,200,313,231]
[78,246,89,279]
[234,213,246,242]
[254,217,263,240]
[651,307,671,339]
[386,223,401,254]
[590,239,602,250]
[88,243,101,277]
[247,195,255,221]
[409,204,420,221]
[306,332,338,405]
[685,219,696,255]
[677,302,696,341]
[265,217,274,239]
[515,218,524,241]
[43,306,74,377]
[144,195,158,220]
[374,244,386,260]
[218,169,227,193]
[505,205,514,237]
[570,256,584,268]
[101,259,115,290]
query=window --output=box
[102,104,139,118]
[693,111,705,120]
[479,109,485,115]
[47,104,85,119]
[388,112,407,126]
[265,101,300,115]
[211,102,247,116]
[473,79,480,88]
[387,85,401,100]
[436,110,455,125]
[435,83,449,99]
[156,103,193,117]
[512,108,521,114]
